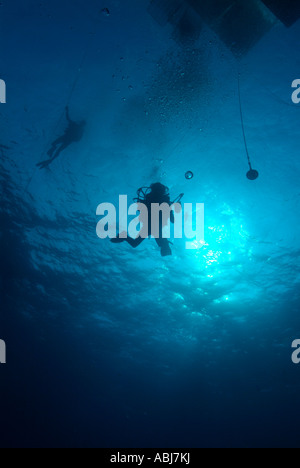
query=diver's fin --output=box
[160,241,172,257]
[111,236,126,244]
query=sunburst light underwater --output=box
[1,0,300,449]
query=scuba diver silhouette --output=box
[36,107,86,169]
[111,183,183,257]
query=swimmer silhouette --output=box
[36,107,86,169]
[111,183,179,257]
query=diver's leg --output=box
[48,143,69,163]
[47,147,55,158]
[37,143,68,169]
[47,136,64,157]
[126,237,145,248]
[156,238,172,257]
[36,159,53,169]
[111,236,145,249]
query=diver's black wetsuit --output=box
[111,184,175,257]
[36,107,86,169]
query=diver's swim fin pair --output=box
[111,235,172,257]
[110,237,126,244]
[159,239,172,257]
[161,246,172,257]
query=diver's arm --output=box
[170,211,175,224]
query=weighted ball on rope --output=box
[247,169,259,181]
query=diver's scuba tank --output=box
[133,187,151,203]
[133,185,184,205]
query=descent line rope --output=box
[238,74,259,181]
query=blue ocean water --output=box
[1,0,300,448]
